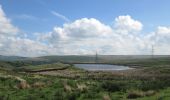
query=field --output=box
[0,55,170,100]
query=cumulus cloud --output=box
[39,17,147,55]
[155,26,170,46]
[114,15,143,35]
[0,5,51,56]
[0,5,170,56]
[0,37,51,56]
[157,26,170,36]
[0,5,19,36]
[145,26,170,44]
[50,18,112,39]
[38,16,169,55]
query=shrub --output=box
[82,90,98,99]
[127,91,144,99]
[0,95,5,100]
[138,80,165,91]
[65,91,80,100]
[127,90,156,99]
[53,89,65,100]
[101,81,126,92]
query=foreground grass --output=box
[0,57,170,100]
[1,69,170,100]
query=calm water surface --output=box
[74,64,133,71]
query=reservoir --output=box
[74,64,133,71]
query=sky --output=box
[0,0,170,57]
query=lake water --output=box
[74,64,133,71]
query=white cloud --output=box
[155,26,170,45]
[0,37,49,56]
[0,5,51,57]
[114,15,143,34]
[39,17,147,55]
[145,26,170,45]
[0,5,19,36]
[55,18,112,38]
[157,26,170,36]
[38,16,169,55]
[51,11,70,22]
[14,14,38,20]
[0,5,169,56]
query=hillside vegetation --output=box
[0,56,170,100]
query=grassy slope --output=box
[1,70,170,100]
[21,63,70,71]
[0,56,170,99]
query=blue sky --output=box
[0,0,170,56]
[1,0,170,33]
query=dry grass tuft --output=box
[77,83,87,91]
[103,94,111,100]
[32,82,46,88]
[17,81,30,89]
[64,84,72,92]
[144,90,156,96]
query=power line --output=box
[152,45,154,59]
[95,51,98,63]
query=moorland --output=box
[0,55,170,100]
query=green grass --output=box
[23,63,69,70]
[1,71,170,100]
[0,57,170,100]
